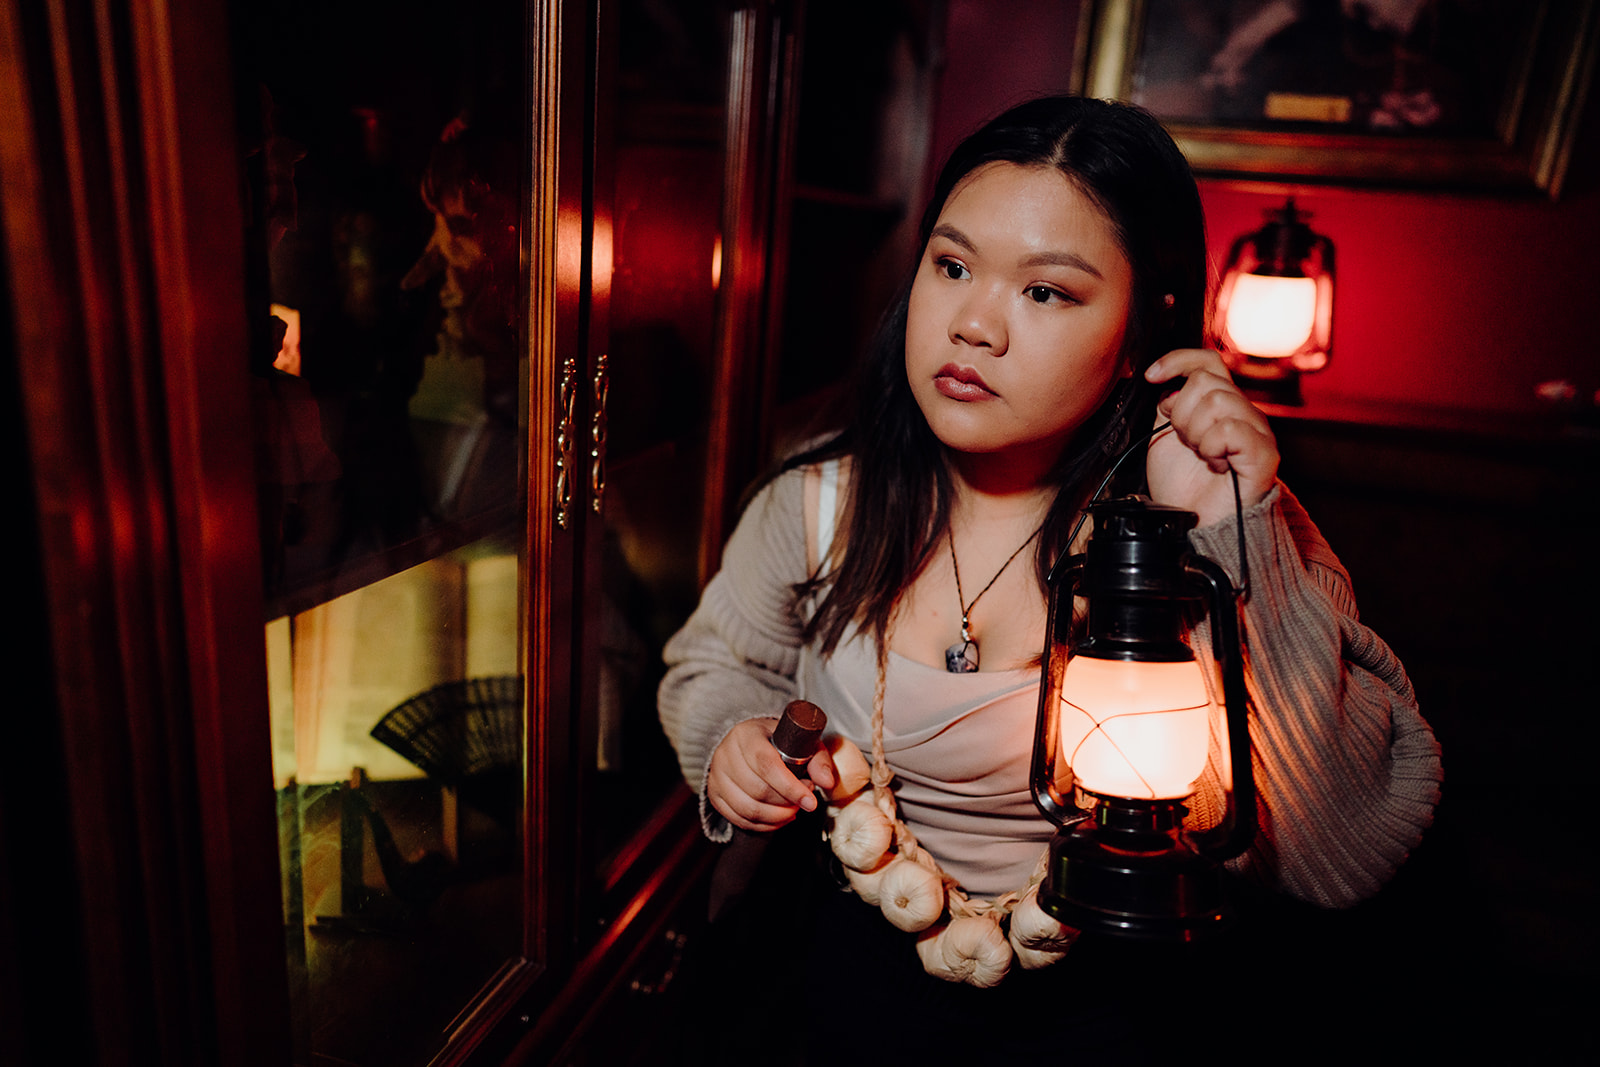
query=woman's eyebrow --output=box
[928,223,1104,279]
[929,223,976,253]
[1019,249,1103,279]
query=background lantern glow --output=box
[1221,273,1318,359]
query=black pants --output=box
[670,814,1216,1066]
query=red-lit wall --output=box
[931,0,1600,416]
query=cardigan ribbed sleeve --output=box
[658,471,811,842]
[1188,483,1443,908]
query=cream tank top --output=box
[797,461,1055,897]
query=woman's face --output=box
[905,162,1135,471]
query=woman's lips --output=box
[933,363,996,401]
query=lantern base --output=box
[1038,801,1230,942]
[1240,379,1303,408]
[1223,348,1314,404]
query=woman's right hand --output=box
[707,718,837,832]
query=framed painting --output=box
[1077,0,1597,196]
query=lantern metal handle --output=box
[1030,554,1089,829]
[1183,553,1256,861]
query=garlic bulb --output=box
[1012,943,1069,971]
[914,923,954,979]
[1006,885,1079,969]
[1011,947,1075,972]
[841,852,893,905]
[823,736,873,802]
[828,792,895,872]
[916,916,1012,988]
[1008,885,1079,952]
[876,856,945,932]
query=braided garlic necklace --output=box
[823,628,1078,988]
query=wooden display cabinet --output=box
[1,0,754,1063]
[1,0,941,1061]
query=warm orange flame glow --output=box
[1222,274,1317,358]
[1058,656,1211,799]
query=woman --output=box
[659,95,1440,1060]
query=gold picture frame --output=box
[1077,0,1598,197]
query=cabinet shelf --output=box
[264,499,524,621]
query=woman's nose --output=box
[949,286,1007,354]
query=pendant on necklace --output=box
[945,639,978,673]
[945,623,979,673]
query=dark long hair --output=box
[788,95,1208,655]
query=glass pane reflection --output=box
[267,534,522,1065]
[236,2,528,1062]
[239,0,527,615]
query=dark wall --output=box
[1265,411,1597,1061]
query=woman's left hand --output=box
[1143,349,1279,527]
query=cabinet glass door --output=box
[234,2,530,1062]
[583,0,729,881]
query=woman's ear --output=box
[1115,333,1143,379]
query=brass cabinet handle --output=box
[590,354,608,514]
[556,356,577,530]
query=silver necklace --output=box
[944,525,1041,673]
